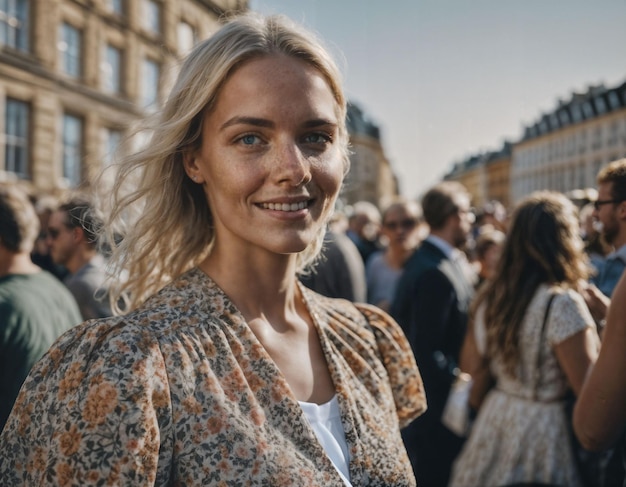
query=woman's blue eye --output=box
[240,134,258,145]
[304,133,331,144]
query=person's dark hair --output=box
[0,184,39,253]
[421,181,469,230]
[474,191,590,375]
[59,198,102,249]
[597,157,626,201]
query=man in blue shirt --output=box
[592,158,626,297]
[584,158,626,327]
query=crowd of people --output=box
[0,11,625,487]
[0,188,112,432]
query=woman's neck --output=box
[198,248,301,324]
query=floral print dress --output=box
[449,285,599,487]
[0,268,426,486]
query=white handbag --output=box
[441,372,473,437]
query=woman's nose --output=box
[273,142,311,186]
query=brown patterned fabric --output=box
[0,268,426,486]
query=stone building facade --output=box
[444,142,511,210]
[0,0,246,196]
[342,102,398,209]
[511,81,626,204]
[445,79,626,209]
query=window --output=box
[578,129,587,154]
[102,127,122,167]
[141,58,160,108]
[59,23,81,78]
[549,113,559,130]
[143,0,160,34]
[608,91,621,110]
[0,0,29,51]
[593,160,603,180]
[582,102,594,119]
[4,98,29,177]
[608,121,619,147]
[577,165,585,189]
[62,113,83,186]
[107,0,123,15]
[178,21,195,54]
[594,97,607,115]
[592,126,603,150]
[567,134,576,156]
[570,104,582,123]
[102,44,122,93]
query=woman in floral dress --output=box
[0,14,426,486]
[450,191,600,487]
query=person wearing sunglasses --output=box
[366,197,424,311]
[590,158,626,299]
[390,181,477,487]
[582,158,626,335]
[46,198,112,320]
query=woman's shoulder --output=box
[41,269,230,374]
[547,285,589,313]
[302,291,426,426]
[545,285,595,343]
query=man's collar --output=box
[425,235,455,259]
[607,243,626,262]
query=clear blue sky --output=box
[250,0,626,198]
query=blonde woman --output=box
[0,14,425,486]
[450,191,600,487]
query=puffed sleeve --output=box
[547,289,597,345]
[0,318,173,486]
[355,303,427,428]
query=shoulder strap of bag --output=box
[533,292,557,401]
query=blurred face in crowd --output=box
[451,195,474,249]
[355,214,380,242]
[46,210,77,266]
[381,204,422,252]
[594,182,621,245]
[479,241,502,280]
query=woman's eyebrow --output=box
[219,116,338,131]
[220,116,274,131]
[302,118,337,128]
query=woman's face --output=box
[381,205,421,251]
[185,54,344,259]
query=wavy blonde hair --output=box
[102,13,350,313]
[473,191,590,375]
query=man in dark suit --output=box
[391,181,476,487]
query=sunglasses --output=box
[383,218,418,231]
[594,199,624,210]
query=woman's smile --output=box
[184,53,344,257]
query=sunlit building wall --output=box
[0,0,247,196]
[342,102,398,209]
[511,81,626,204]
[444,153,488,208]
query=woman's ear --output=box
[183,150,204,184]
